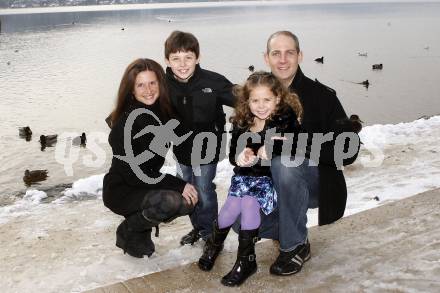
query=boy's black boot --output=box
[180,228,202,245]
[221,228,259,287]
[115,212,158,258]
[198,220,231,271]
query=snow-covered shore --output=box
[1,115,440,292]
[87,188,440,293]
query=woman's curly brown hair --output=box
[230,71,303,128]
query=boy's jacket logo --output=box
[202,88,213,93]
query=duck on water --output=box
[23,169,49,187]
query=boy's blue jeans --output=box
[177,163,218,240]
[234,156,319,252]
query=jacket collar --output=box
[289,66,305,91]
[128,98,160,112]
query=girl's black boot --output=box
[221,228,259,286]
[198,220,231,271]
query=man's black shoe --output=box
[180,228,202,245]
[270,239,311,275]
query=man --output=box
[260,31,360,276]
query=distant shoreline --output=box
[1,0,439,16]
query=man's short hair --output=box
[266,31,300,53]
[164,31,200,59]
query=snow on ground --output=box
[1,116,440,292]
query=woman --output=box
[103,58,198,258]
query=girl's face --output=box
[133,70,160,106]
[248,85,280,121]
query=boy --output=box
[164,31,236,245]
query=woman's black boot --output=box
[115,212,157,258]
[221,228,259,286]
[198,220,231,271]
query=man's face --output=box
[166,51,199,82]
[264,34,303,87]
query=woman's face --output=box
[132,70,160,106]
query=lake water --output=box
[1,1,440,202]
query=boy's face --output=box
[166,51,199,82]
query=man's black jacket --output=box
[289,67,360,225]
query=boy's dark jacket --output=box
[103,100,186,216]
[166,64,235,166]
[289,66,360,225]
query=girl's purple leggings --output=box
[217,195,261,230]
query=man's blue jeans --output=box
[259,156,319,252]
[177,163,218,239]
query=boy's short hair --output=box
[164,31,200,59]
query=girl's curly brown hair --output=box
[230,71,303,128]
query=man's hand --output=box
[182,183,198,206]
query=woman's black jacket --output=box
[103,100,186,216]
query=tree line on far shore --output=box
[0,0,248,10]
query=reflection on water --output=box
[1,2,440,199]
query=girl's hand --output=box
[271,136,287,141]
[182,183,198,206]
[257,145,269,160]
[237,147,256,167]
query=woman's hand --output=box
[237,147,256,167]
[182,183,198,206]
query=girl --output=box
[103,58,199,258]
[198,71,303,286]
